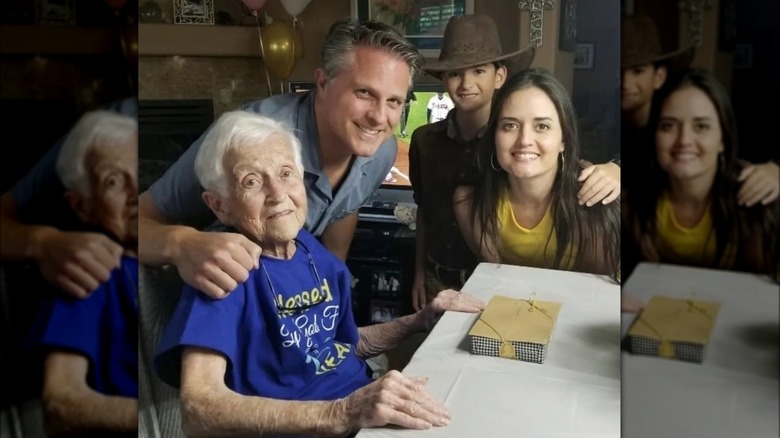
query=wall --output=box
[139,0,349,114]
[730,0,780,162]
[0,5,136,191]
[573,0,621,162]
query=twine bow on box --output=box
[478,292,553,359]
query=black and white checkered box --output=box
[627,336,705,363]
[469,335,551,364]
[467,295,562,364]
[626,295,720,364]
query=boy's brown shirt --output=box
[409,108,482,271]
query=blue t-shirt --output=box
[148,92,397,235]
[27,256,139,398]
[154,230,372,401]
[10,97,138,228]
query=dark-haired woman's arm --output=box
[452,186,501,263]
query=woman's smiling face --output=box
[655,86,724,181]
[495,86,564,180]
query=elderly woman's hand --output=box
[173,230,262,298]
[621,292,645,314]
[416,289,485,332]
[336,370,450,432]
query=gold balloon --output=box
[260,21,300,80]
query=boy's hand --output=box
[737,162,779,206]
[577,162,621,206]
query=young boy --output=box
[620,15,694,171]
[409,15,622,310]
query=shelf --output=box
[138,23,261,58]
[0,25,117,55]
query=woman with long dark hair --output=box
[454,68,621,282]
[622,68,777,282]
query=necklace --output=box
[259,239,325,316]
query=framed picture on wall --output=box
[558,0,577,52]
[174,0,214,25]
[371,270,402,294]
[35,0,75,25]
[351,0,475,58]
[574,43,594,69]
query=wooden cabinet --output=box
[346,221,416,327]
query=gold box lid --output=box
[469,294,562,345]
[628,295,721,345]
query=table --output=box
[621,262,779,438]
[357,263,621,438]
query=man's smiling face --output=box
[316,45,411,157]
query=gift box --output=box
[626,295,721,363]
[468,294,562,364]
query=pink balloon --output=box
[241,0,268,12]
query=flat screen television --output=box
[286,81,451,222]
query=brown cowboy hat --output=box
[622,15,695,71]
[424,15,535,79]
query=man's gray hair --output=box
[194,111,304,197]
[56,110,137,196]
[321,19,424,87]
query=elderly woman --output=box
[154,111,484,437]
[621,69,778,311]
[27,110,138,436]
[453,69,621,281]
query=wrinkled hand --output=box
[737,162,779,206]
[338,370,450,432]
[621,292,645,314]
[578,162,621,206]
[411,272,427,312]
[35,230,123,298]
[417,289,485,332]
[174,230,262,299]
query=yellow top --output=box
[655,192,735,268]
[497,191,575,269]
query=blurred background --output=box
[624,0,779,163]
[0,1,137,436]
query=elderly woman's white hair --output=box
[194,111,304,197]
[56,110,138,196]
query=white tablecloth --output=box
[357,263,621,438]
[621,262,779,438]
